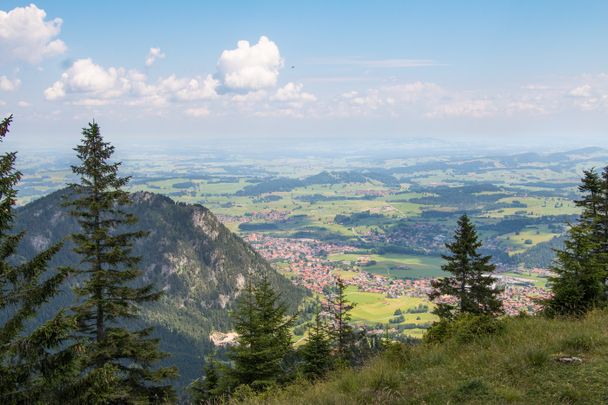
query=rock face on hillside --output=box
[14,189,307,387]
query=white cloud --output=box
[185,107,210,117]
[175,75,219,100]
[45,58,218,106]
[145,47,165,67]
[44,81,65,100]
[44,58,131,100]
[0,100,6,106]
[272,82,316,103]
[17,100,30,107]
[44,36,290,113]
[0,4,66,64]
[569,84,592,98]
[427,99,496,118]
[216,36,283,91]
[0,76,21,91]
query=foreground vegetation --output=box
[240,310,608,404]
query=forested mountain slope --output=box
[12,189,307,387]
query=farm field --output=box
[345,286,436,338]
[16,144,608,334]
[329,253,445,279]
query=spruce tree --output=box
[227,272,294,391]
[545,224,605,316]
[327,277,355,361]
[429,214,502,320]
[300,308,332,379]
[0,115,73,403]
[65,122,176,402]
[190,354,220,403]
[544,168,608,316]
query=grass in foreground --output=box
[239,310,608,404]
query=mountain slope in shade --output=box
[13,189,308,388]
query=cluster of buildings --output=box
[500,285,551,315]
[217,209,289,224]
[245,233,553,316]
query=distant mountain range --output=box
[13,190,307,388]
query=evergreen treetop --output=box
[228,271,295,391]
[327,277,356,361]
[0,115,73,403]
[65,121,176,402]
[300,307,332,379]
[544,167,608,316]
[429,214,502,320]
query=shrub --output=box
[425,314,505,344]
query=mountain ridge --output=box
[12,189,308,388]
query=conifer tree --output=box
[227,272,294,391]
[429,214,502,320]
[300,308,332,379]
[544,224,605,316]
[0,115,73,403]
[327,277,355,361]
[544,168,608,316]
[65,122,176,402]
[190,354,220,403]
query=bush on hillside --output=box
[425,314,505,344]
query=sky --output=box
[1,1,607,149]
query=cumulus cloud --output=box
[0,76,21,91]
[216,36,283,91]
[17,100,30,107]
[44,58,131,100]
[42,36,320,118]
[45,58,218,106]
[427,99,496,118]
[175,75,219,100]
[569,84,592,98]
[0,4,66,64]
[185,107,210,117]
[145,47,165,67]
[272,82,316,103]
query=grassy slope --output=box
[243,310,608,404]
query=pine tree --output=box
[545,224,605,316]
[65,122,176,402]
[227,272,294,391]
[0,115,74,403]
[544,168,608,316]
[190,354,220,403]
[327,277,355,361]
[429,214,502,320]
[300,308,332,379]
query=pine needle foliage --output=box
[544,168,608,316]
[65,122,177,402]
[227,272,295,391]
[0,115,74,403]
[429,214,502,320]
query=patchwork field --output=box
[16,144,606,335]
[345,286,436,338]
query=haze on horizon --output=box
[1,1,607,149]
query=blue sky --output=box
[1,1,607,148]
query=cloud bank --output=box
[0,4,66,64]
